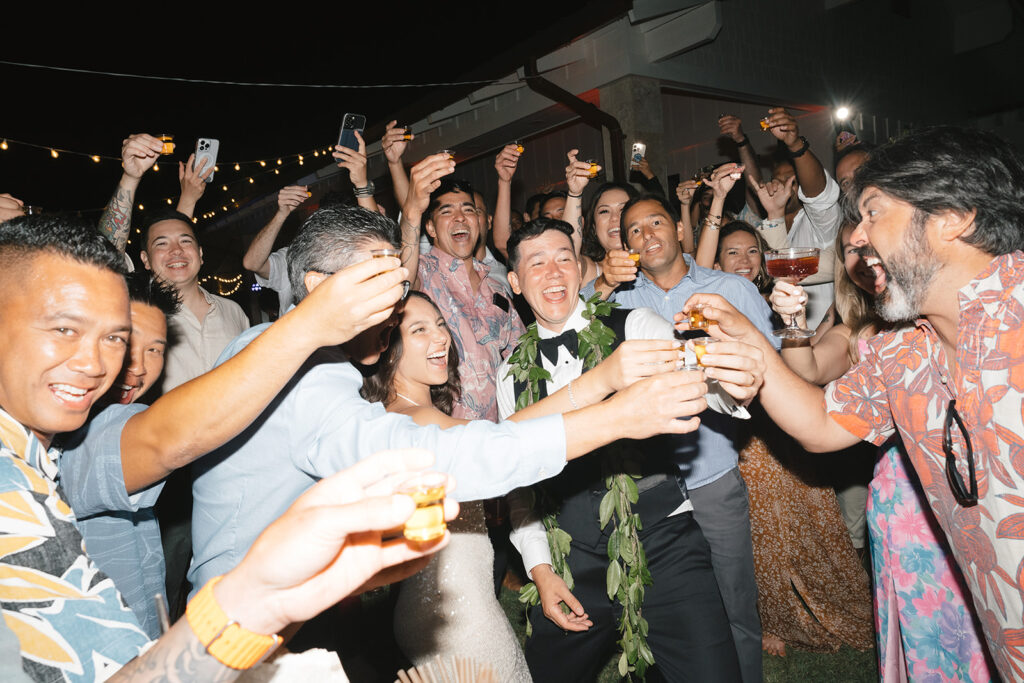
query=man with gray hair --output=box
[189,205,724,600]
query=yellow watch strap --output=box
[185,575,282,670]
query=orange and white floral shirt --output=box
[825,251,1024,681]
[0,409,149,682]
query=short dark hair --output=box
[127,272,180,318]
[287,205,399,303]
[360,291,461,415]
[851,126,1024,256]
[0,215,127,276]
[620,193,680,247]
[524,193,546,218]
[582,182,638,261]
[425,177,476,224]
[506,218,575,271]
[834,143,873,174]
[539,192,568,216]
[140,210,196,251]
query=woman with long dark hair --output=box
[362,292,532,682]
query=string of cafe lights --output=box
[199,273,243,297]
[0,59,527,90]
[0,136,337,219]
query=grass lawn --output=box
[497,586,878,682]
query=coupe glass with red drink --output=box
[764,247,820,339]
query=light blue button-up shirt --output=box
[189,324,569,593]
[58,403,167,639]
[582,253,778,489]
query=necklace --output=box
[509,293,655,680]
[394,392,421,407]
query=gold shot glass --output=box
[398,472,448,543]
[159,134,175,155]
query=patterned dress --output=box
[826,251,1024,681]
[868,441,995,681]
[739,412,874,652]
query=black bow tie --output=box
[538,329,579,364]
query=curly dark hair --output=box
[582,182,638,262]
[360,292,461,415]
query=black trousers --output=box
[525,511,740,682]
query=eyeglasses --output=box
[943,399,977,507]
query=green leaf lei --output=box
[508,293,655,680]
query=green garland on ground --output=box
[508,293,655,680]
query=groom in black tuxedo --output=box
[496,219,743,682]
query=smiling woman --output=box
[359,293,533,681]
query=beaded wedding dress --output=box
[393,501,532,682]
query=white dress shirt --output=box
[496,299,693,578]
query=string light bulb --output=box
[153,163,160,172]
[166,198,172,205]
[0,140,7,150]
[222,184,228,191]
[248,177,254,184]
[192,217,198,223]
[274,169,279,175]
[138,204,144,210]
[298,154,304,161]
[91,155,101,163]
[214,165,220,172]
[234,163,241,171]
[222,206,227,211]
[259,160,266,167]
[276,159,282,165]
[50,149,58,158]
[313,151,319,157]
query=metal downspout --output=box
[523,59,627,183]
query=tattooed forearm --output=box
[111,619,243,683]
[99,184,134,253]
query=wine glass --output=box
[764,247,820,339]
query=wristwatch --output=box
[186,575,282,670]
[353,179,376,198]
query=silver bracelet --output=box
[567,379,580,410]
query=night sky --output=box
[0,4,627,217]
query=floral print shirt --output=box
[825,251,1024,681]
[417,245,524,421]
[0,409,149,682]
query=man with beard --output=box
[683,126,1024,681]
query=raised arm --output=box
[768,281,854,384]
[399,153,455,286]
[111,449,456,682]
[492,143,522,260]
[120,256,410,492]
[694,163,743,268]
[242,186,310,278]
[719,114,763,214]
[99,134,163,252]
[560,149,596,257]
[765,107,826,200]
[175,154,214,219]
[675,179,699,255]
[332,130,378,213]
[751,176,795,250]
[382,120,412,208]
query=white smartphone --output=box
[630,142,646,168]
[194,138,220,183]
